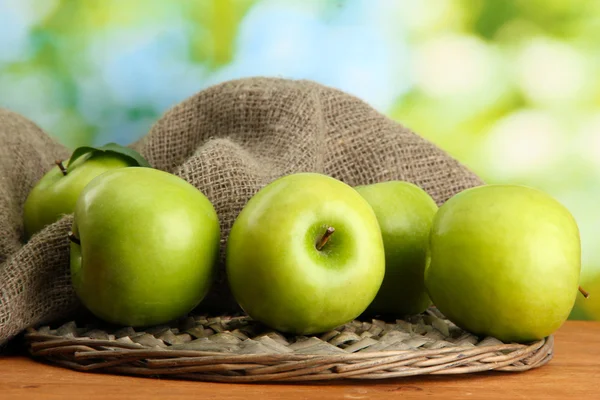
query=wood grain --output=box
[0,321,598,400]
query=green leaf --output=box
[67,146,99,170]
[97,143,152,168]
[67,143,152,172]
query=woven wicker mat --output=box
[25,308,553,383]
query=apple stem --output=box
[579,286,590,299]
[316,226,335,251]
[68,231,80,245]
[55,160,68,176]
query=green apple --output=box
[425,184,581,343]
[70,167,220,327]
[226,173,385,335]
[23,143,150,239]
[356,181,438,317]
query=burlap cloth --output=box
[0,77,483,348]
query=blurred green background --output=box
[1,0,598,319]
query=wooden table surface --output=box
[0,321,598,399]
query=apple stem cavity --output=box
[579,286,590,299]
[55,160,68,176]
[316,226,335,251]
[68,231,81,245]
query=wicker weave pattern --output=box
[25,311,553,382]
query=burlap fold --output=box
[0,77,482,346]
